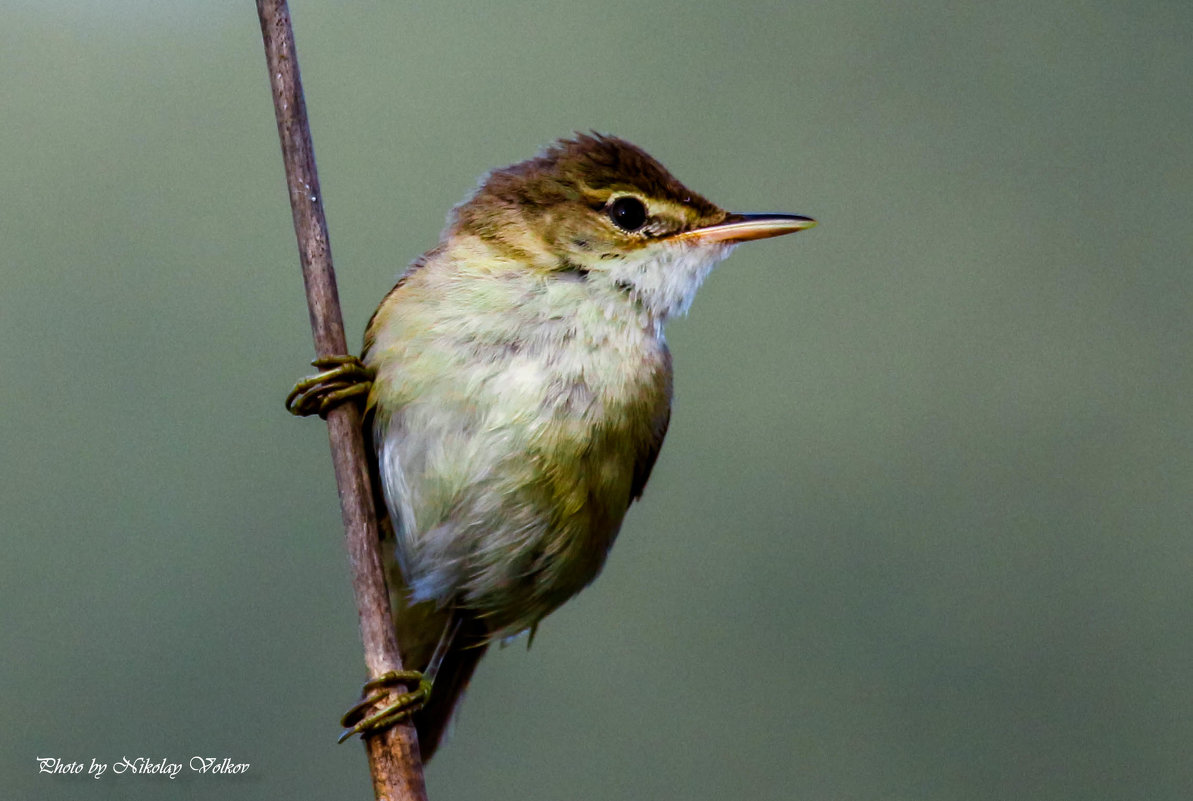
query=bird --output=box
[287,133,815,760]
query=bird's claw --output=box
[338,670,431,743]
[285,355,374,418]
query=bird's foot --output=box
[285,355,374,419]
[337,670,431,743]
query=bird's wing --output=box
[629,343,673,502]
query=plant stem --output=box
[255,3,428,798]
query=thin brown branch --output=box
[255,2,428,799]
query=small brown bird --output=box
[290,133,815,759]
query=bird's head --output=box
[448,133,815,320]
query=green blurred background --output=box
[3,1,1191,799]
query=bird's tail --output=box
[367,415,489,761]
[409,617,488,762]
[384,546,489,762]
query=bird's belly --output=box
[376,343,665,639]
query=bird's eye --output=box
[607,196,647,232]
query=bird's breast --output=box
[365,269,672,636]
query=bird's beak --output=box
[674,212,817,244]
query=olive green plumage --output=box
[358,133,813,759]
